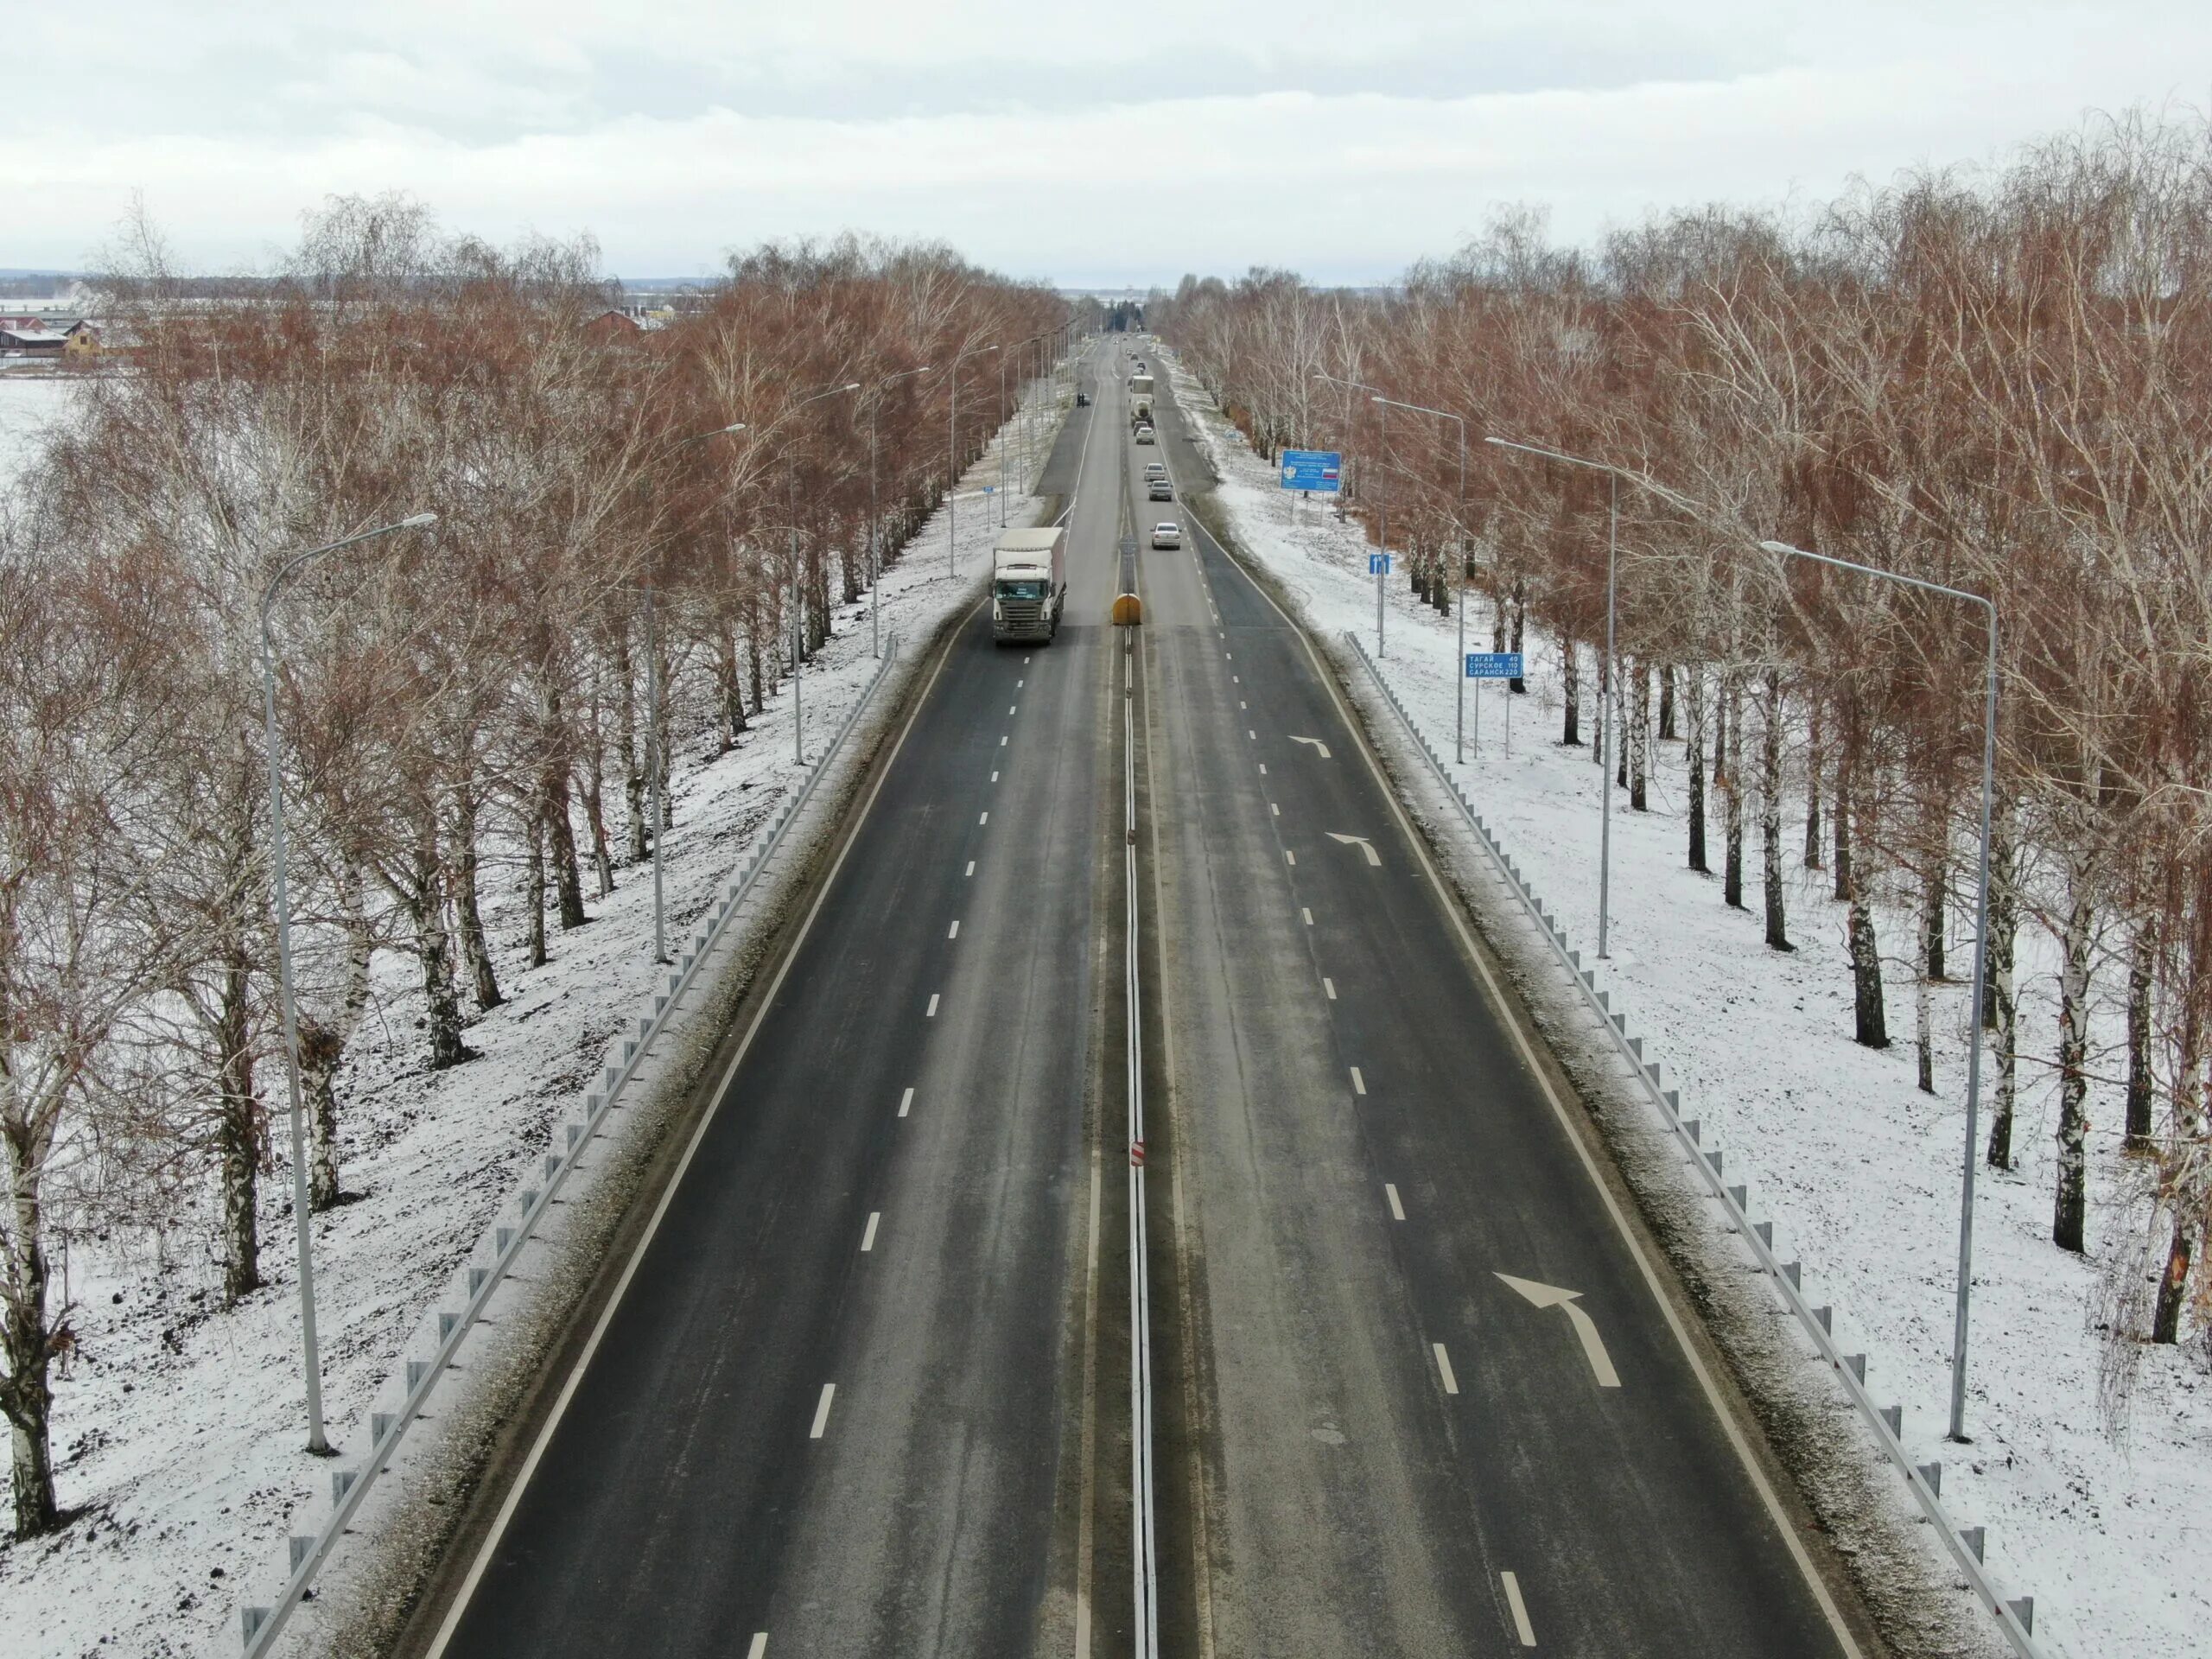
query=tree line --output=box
[0,197,1065,1536]
[1154,111,2212,1399]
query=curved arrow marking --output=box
[1327,833,1382,867]
[1495,1272,1622,1389]
[1289,735,1332,759]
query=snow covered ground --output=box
[0,391,1069,1659]
[1163,352,2209,1659]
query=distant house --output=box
[585,308,644,341]
[63,320,129,357]
[0,327,65,357]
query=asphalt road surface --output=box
[409,343,1872,1659]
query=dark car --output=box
[1075,391,1090,406]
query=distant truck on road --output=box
[1128,372,1154,428]
[992,527,1066,644]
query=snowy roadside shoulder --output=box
[0,397,1065,1659]
[1157,351,2183,1659]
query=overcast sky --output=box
[3,2,2207,289]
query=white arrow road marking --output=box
[1289,735,1332,759]
[1327,833,1382,867]
[1495,1273,1623,1389]
[1500,1573,1537,1646]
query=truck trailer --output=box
[992,526,1067,644]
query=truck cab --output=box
[992,527,1068,645]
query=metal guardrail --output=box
[241,636,901,1654]
[1344,630,2048,1659]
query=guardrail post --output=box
[2008,1598,2033,1633]
[1918,1460,1942,1496]
[1961,1525,1986,1561]
[289,1535,314,1570]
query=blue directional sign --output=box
[1369,553,1392,575]
[1465,652,1525,679]
[1281,449,1343,493]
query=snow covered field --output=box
[0,391,1066,1658]
[1164,353,2209,1659]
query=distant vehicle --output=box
[992,527,1067,644]
[1151,521,1182,549]
[1135,425,1155,445]
[1149,479,1173,501]
[1143,461,1166,480]
[1075,391,1090,406]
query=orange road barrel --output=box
[1112,593,1144,626]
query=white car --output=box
[1135,424,1155,445]
[1151,521,1182,550]
[1143,461,1167,480]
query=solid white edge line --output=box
[1434,1342,1460,1395]
[422,585,980,1659]
[1189,467,1866,1659]
[1385,1182,1405,1221]
[1501,1571,1537,1646]
[810,1382,836,1439]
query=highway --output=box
[403,340,1876,1659]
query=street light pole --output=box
[1486,435,1664,960]
[1313,372,1388,655]
[1764,539,1999,1446]
[1371,396,1466,759]
[257,510,438,1455]
[949,344,1000,576]
[654,422,749,962]
[866,366,933,660]
[766,383,861,766]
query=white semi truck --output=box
[992,526,1067,644]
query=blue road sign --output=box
[1465,652,1524,679]
[1369,553,1392,575]
[1281,449,1343,493]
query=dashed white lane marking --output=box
[1385,1183,1405,1220]
[1258,763,1267,775]
[861,1211,880,1252]
[1269,802,1279,816]
[926,994,940,1017]
[1233,675,1239,683]
[810,1384,836,1439]
[1301,907,1313,926]
[1241,701,1248,710]
[1010,704,1018,715]
[1350,1066,1366,1096]
[1024,655,1032,664]
[1323,976,1336,999]
[1000,734,1007,747]
[964,861,976,877]
[980,811,989,825]
[1284,849,1296,867]
[991,770,999,783]
[747,1636,768,1659]
[1434,1344,1460,1395]
[948,919,960,939]
[1501,1573,1537,1646]
[899,1087,914,1117]
[1248,729,1256,741]
[1018,678,1024,687]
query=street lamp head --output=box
[1758,540,1797,557]
[841,382,861,392]
[720,422,748,435]
[398,512,439,530]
